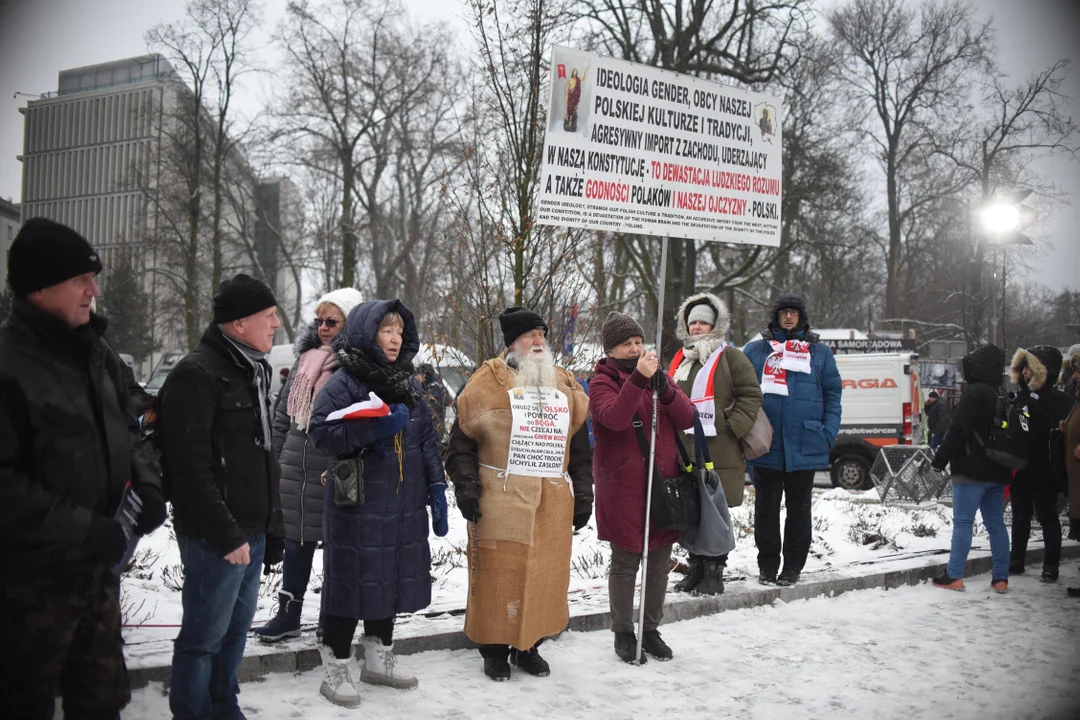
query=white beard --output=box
[508,346,557,388]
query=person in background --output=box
[308,300,447,706]
[743,294,842,587]
[669,293,762,596]
[590,312,695,664]
[931,345,1011,593]
[1064,349,1080,598]
[416,363,449,451]
[445,306,592,682]
[925,391,949,450]
[160,274,286,720]
[0,218,166,718]
[255,288,364,643]
[1008,346,1071,583]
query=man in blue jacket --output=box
[743,294,842,586]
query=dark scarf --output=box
[338,346,418,408]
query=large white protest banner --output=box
[537,46,782,247]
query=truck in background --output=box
[830,352,922,490]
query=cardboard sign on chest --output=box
[506,387,571,477]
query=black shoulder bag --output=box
[632,412,701,531]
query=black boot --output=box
[694,559,725,596]
[1009,557,1026,575]
[510,645,550,677]
[1068,587,1080,598]
[674,555,705,593]
[776,568,800,586]
[253,591,303,642]
[481,645,511,681]
[613,632,646,664]
[1041,567,1059,583]
[758,569,778,585]
[641,630,673,661]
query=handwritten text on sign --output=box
[538,46,782,247]
[506,387,571,478]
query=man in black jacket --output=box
[160,274,286,720]
[925,391,949,450]
[0,218,166,719]
[931,344,1012,592]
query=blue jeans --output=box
[282,539,317,599]
[948,483,1009,581]
[170,535,266,720]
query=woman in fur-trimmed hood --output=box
[1008,346,1072,582]
[668,293,762,595]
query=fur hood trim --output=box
[1010,348,1048,391]
[674,292,730,342]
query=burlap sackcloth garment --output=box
[455,357,587,650]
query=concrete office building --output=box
[0,198,19,289]
[18,55,301,370]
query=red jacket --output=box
[589,358,696,553]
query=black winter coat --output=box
[0,299,161,576]
[926,400,949,435]
[309,300,444,621]
[1010,346,1072,488]
[159,324,285,556]
[272,324,329,544]
[933,345,1012,484]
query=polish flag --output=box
[326,392,391,421]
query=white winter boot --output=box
[360,636,418,689]
[319,644,362,707]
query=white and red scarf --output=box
[669,344,726,436]
[761,340,812,396]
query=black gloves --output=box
[88,515,128,566]
[264,536,285,574]
[573,512,591,531]
[133,484,168,537]
[654,371,668,395]
[458,497,482,523]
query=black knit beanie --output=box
[7,218,103,296]
[213,273,277,323]
[602,311,645,352]
[499,306,548,347]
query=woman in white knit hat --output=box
[254,287,364,642]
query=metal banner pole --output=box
[635,235,668,664]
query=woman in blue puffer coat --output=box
[308,299,448,706]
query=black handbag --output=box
[332,453,365,508]
[632,412,702,532]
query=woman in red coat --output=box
[589,312,695,665]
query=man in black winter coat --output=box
[160,274,286,720]
[925,391,949,450]
[1008,346,1072,582]
[0,218,167,718]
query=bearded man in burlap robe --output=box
[446,307,593,682]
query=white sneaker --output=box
[319,645,362,707]
[360,636,418,689]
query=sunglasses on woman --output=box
[314,318,340,329]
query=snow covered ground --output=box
[126,566,1080,719]
[119,485,1075,673]
[120,485,972,638]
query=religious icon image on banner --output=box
[755,102,777,144]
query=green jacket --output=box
[671,292,763,508]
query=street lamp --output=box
[978,191,1034,352]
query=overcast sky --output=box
[0,0,1076,290]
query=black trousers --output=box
[754,467,815,575]
[323,615,395,659]
[1,565,129,720]
[1011,482,1062,569]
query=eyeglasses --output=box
[314,318,340,329]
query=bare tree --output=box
[829,0,992,321]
